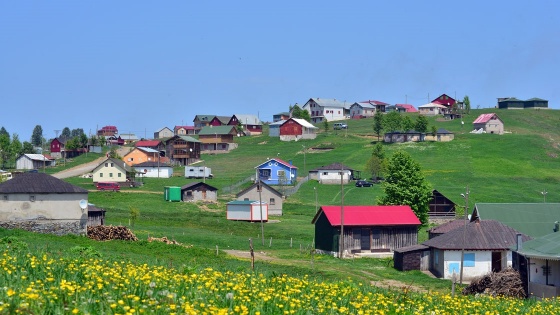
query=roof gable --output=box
[236,180,283,198]
[312,205,420,226]
[198,126,237,136]
[0,173,88,194]
[473,113,502,124]
[135,140,162,147]
[180,182,218,191]
[307,98,350,109]
[255,158,297,170]
[286,118,317,129]
[431,94,456,105]
[232,114,262,125]
[92,158,133,173]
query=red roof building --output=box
[473,113,504,134]
[312,205,420,256]
[97,126,118,137]
[431,94,456,107]
[395,104,418,113]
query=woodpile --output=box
[462,268,525,298]
[87,225,138,241]
[148,236,192,248]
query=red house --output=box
[431,94,456,107]
[210,116,231,126]
[279,118,317,141]
[50,138,67,159]
[312,205,420,256]
[97,126,118,137]
[229,114,263,135]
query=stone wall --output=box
[0,220,87,236]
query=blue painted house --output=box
[255,158,297,185]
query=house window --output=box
[128,158,133,162]
[29,195,35,202]
[3,195,7,201]
[277,170,286,178]
[244,198,249,201]
[435,250,439,265]
[100,173,103,177]
[270,198,275,205]
[118,173,122,178]
[110,163,114,167]
[109,173,113,177]
[372,229,381,240]
[105,163,108,167]
[322,172,328,176]
[464,253,475,267]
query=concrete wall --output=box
[440,250,511,280]
[237,189,283,215]
[0,192,88,235]
[318,170,351,184]
[183,189,217,202]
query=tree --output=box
[384,111,402,132]
[99,135,106,147]
[0,134,10,169]
[71,128,85,138]
[402,116,414,131]
[373,111,384,141]
[323,120,329,133]
[108,146,120,159]
[22,142,35,154]
[65,137,80,151]
[0,127,9,139]
[9,134,22,160]
[31,125,43,146]
[79,133,88,150]
[463,96,471,114]
[290,104,311,121]
[431,125,437,138]
[61,127,71,138]
[377,151,432,225]
[365,143,387,181]
[415,115,429,134]
[90,135,99,147]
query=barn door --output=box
[360,228,370,250]
[492,252,502,272]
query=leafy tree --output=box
[79,133,88,149]
[108,146,120,159]
[0,127,9,139]
[415,115,429,133]
[31,125,43,146]
[90,135,99,147]
[129,207,140,227]
[61,127,71,138]
[372,142,385,160]
[22,142,35,154]
[366,143,387,181]
[290,104,311,121]
[9,134,22,159]
[377,151,432,225]
[463,95,471,114]
[373,111,384,141]
[384,111,402,132]
[323,120,329,133]
[431,125,438,138]
[71,128,85,138]
[99,135,106,147]
[402,116,414,131]
[65,137,80,151]
[0,134,9,169]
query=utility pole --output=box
[460,185,470,284]
[339,165,345,259]
[257,175,264,246]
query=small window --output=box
[435,250,439,265]
[464,253,475,267]
[244,198,249,201]
[118,173,122,178]
[110,163,114,167]
[3,195,7,201]
[323,172,328,176]
[105,163,108,167]
[109,173,113,177]
[100,173,103,177]
[29,196,35,202]
[128,158,133,162]
[269,198,275,205]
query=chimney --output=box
[516,234,523,251]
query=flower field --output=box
[0,250,559,314]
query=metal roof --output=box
[428,219,468,235]
[423,220,531,250]
[0,173,88,194]
[471,203,560,238]
[136,147,159,153]
[20,154,49,161]
[473,113,501,124]
[180,182,218,191]
[233,114,262,125]
[198,126,236,136]
[516,232,560,260]
[255,158,297,170]
[312,163,353,171]
[135,140,162,147]
[310,98,351,109]
[227,200,266,205]
[236,180,282,198]
[289,118,317,129]
[312,205,420,226]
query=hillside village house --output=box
[309,163,353,184]
[181,182,218,202]
[302,98,350,123]
[16,154,55,170]
[119,133,138,145]
[273,112,290,122]
[193,115,216,130]
[349,102,376,118]
[395,104,418,113]
[268,120,285,137]
[279,118,318,141]
[133,161,173,178]
[134,140,165,152]
[0,173,88,235]
[122,147,161,166]
[198,126,238,152]
[174,125,196,135]
[360,100,389,113]
[165,135,200,166]
[230,114,263,135]
[236,180,284,215]
[431,94,456,107]
[255,158,298,185]
[154,127,174,139]
[92,158,135,183]
[418,103,448,116]
[209,116,232,126]
[97,125,118,137]
[312,205,421,257]
[472,113,504,134]
[49,138,67,159]
[383,130,423,143]
[497,97,549,109]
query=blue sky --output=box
[1,1,559,141]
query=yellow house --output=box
[122,147,160,166]
[92,158,135,183]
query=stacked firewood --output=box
[148,236,193,248]
[462,268,525,298]
[87,225,138,241]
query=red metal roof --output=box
[135,140,161,147]
[174,125,195,130]
[313,205,420,226]
[395,104,418,112]
[473,113,500,124]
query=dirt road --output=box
[52,147,132,179]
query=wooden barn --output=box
[311,205,421,257]
[393,244,429,271]
[87,204,106,227]
[428,189,456,218]
[279,118,317,141]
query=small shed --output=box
[87,204,106,227]
[16,154,55,170]
[164,186,181,201]
[393,244,430,271]
[311,163,353,184]
[226,200,268,222]
[268,120,286,137]
[180,182,218,202]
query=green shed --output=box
[164,186,181,202]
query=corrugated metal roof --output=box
[290,118,317,129]
[198,126,236,135]
[227,200,266,205]
[429,219,468,234]
[313,163,353,171]
[236,180,282,198]
[136,147,159,153]
[311,98,351,109]
[255,158,298,170]
[516,232,560,260]
[135,140,162,147]
[473,113,501,124]
[132,161,172,168]
[312,205,420,226]
[396,104,418,112]
[471,203,560,238]
[21,154,49,161]
[0,173,88,194]
[418,103,447,108]
[354,102,376,109]
[234,114,262,125]
[423,220,531,250]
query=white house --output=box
[302,98,350,123]
[309,163,353,184]
[423,220,531,281]
[418,103,448,116]
[472,113,504,135]
[133,161,173,178]
[91,158,135,183]
[154,127,174,139]
[349,102,376,118]
[0,173,88,235]
[16,154,55,170]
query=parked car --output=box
[333,123,348,130]
[355,180,373,187]
[96,182,120,191]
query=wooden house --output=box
[524,97,549,109]
[229,114,263,135]
[91,158,135,183]
[428,189,456,217]
[226,200,268,222]
[255,158,298,185]
[16,154,54,170]
[193,115,216,128]
[302,98,350,123]
[97,126,118,137]
[210,116,232,126]
[153,127,174,139]
[311,205,421,257]
[133,161,173,178]
[422,219,530,281]
[0,173,88,235]
[309,163,353,184]
[122,147,160,166]
[472,113,504,134]
[87,204,106,227]
[198,126,238,151]
[165,135,201,166]
[279,118,317,141]
[50,137,67,159]
[236,180,284,216]
[180,182,218,202]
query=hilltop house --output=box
[97,126,118,137]
[91,158,135,184]
[431,94,456,107]
[165,135,201,166]
[0,173,88,235]
[312,205,421,257]
[360,100,389,113]
[119,133,138,145]
[255,158,297,185]
[418,103,448,116]
[174,125,196,135]
[153,127,174,139]
[50,137,67,159]
[302,98,350,123]
[230,114,263,135]
[472,113,504,134]
[198,126,238,152]
[236,180,284,215]
[349,102,377,118]
[279,118,318,141]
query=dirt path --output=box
[52,147,132,179]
